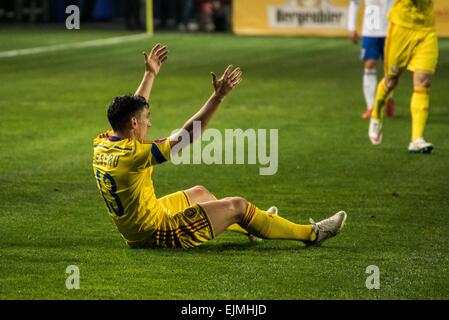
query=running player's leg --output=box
[373,74,398,117]
[370,24,406,144]
[412,71,433,139]
[361,37,379,119]
[362,59,377,119]
[372,36,400,123]
[377,36,395,118]
[407,30,438,153]
[407,71,434,153]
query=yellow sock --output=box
[240,203,316,241]
[411,87,430,141]
[227,224,249,235]
[372,79,390,120]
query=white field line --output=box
[0,33,152,58]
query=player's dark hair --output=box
[107,95,149,132]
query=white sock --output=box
[363,68,377,110]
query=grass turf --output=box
[0,28,448,299]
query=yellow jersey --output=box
[389,0,435,31]
[92,130,172,244]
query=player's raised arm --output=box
[347,0,359,44]
[169,65,242,150]
[134,43,169,101]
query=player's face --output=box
[134,107,151,141]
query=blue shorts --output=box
[360,36,386,61]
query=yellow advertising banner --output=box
[232,0,449,37]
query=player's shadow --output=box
[195,241,348,252]
[200,242,282,252]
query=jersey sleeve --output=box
[348,0,360,32]
[133,138,171,168]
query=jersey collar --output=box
[108,136,123,142]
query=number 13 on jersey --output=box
[95,170,125,216]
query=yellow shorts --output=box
[384,23,439,76]
[148,191,215,249]
[157,191,191,213]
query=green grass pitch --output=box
[0,27,448,299]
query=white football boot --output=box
[247,206,278,243]
[303,211,347,247]
[408,138,433,154]
[368,118,383,145]
[266,206,278,215]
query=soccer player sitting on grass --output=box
[92,43,347,249]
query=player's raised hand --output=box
[210,65,242,98]
[143,43,169,75]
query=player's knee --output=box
[222,197,248,219]
[229,197,248,217]
[191,185,215,201]
[364,60,377,69]
[417,76,432,88]
[193,185,209,195]
[385,76,399,90]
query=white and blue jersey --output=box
[348,0,394,61]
